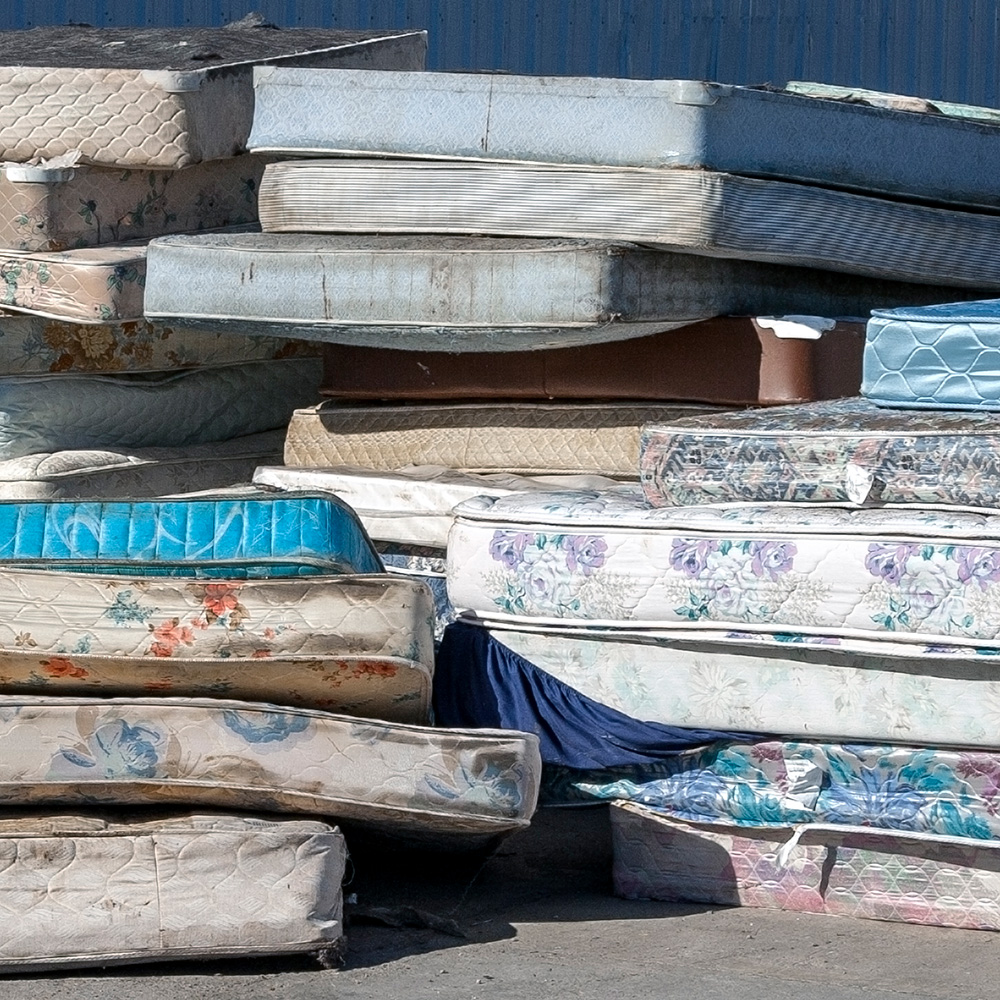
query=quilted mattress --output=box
[318,317,866,406]
[638,396,1000,507]
[142,233,979,352]
[0,812,345,973]
[0,25,426,169]
[283,402,715,477]
[0,357,320,461]
[0,568,434,722]
[612,803,1000,931]
[483,623,1000,747]
[257,159,1000,288]
[863,298,1000,410]
[0,155,263,252]
[449,487,1000,646]
[0,695,541,847]
[0,494,382,576]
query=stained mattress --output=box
[863,298,1000,410]
[639,396,1000,507]
[0,357,320,461]
[0,568,433,722]
[257,159,1000,288]
[448,487,1000,646]
[0,695,541,847]
[612,803,1000,931]
[318,316,866,406]
[0,812,345,973]
[142,233,983,352]
[283,402,715,477]
[0,25,426,169]
[248,69,1000,209]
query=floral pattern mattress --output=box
[0,567,434,722]
[640,396,1000,508]
[0,695,541,847]
[0,811,345,973]
[448,487,1000,646]
[612,802,1000,931]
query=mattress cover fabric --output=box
[248,69,1000,210]
[0,357,320,461]
[0,568,434,722]
[612,803,1000,931]
[0,695,541,845]
[639,397,1000,508]
[863,298,1000,409]
[0,812,345,973]
[258,159,1000,288]
[449,487,1000,646]
[0,26,426,169]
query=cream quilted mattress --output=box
[283,402,718,476]
[0,695,541,847]
[0,812,345,973]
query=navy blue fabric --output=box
[434,621,761,769]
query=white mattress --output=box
[449,487,1000,647]
[0,695,541,848]
[0,358,320,461]
[258,159,1000,288]
[0,812,344,973]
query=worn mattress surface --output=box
[863,299,1000,410]
[283,402,715,477]
[612,803,1000,931]
[639,397,1000,508]
[0,357,320,461]
[0,812,345,973]
[0,25,426,169]
[0,695,541,846]
[258,159,1000,288]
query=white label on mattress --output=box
[781,755,823,809]
[755,315,836,339]
[844,463,887,506]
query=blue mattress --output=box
[863,299,1000,410]
[0,495,383,577]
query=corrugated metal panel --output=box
[5,0,1000,107]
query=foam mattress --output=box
[0,25,426,169]
[639,397,1000,508]
[612,803,1000,931]
[283,402,715,476]
[0,812,345,973]
[0,568,433,722]
[258,159,1000,288]
[863,298,1000,410]
[318,317,866,406]
[0,357,320,461]
[0,695,541,848]
[449,487,1000,646]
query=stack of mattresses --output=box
[0,24,429,500]
[0,493,540,972]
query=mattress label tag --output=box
[755,315,836,340]
[844,463,886,505]
[781,755,823,809]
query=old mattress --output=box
[863,299,1000,410]
[0,357,320,461]
[257,159,1000,288]
[0,568,434,722]
[318,316,866,406]
[248,69,1000,209]
[0,155,263,252]
[0,695,541,847]
[638,397,1000,508]
[0,25,426,169]
[283,402,715,477]
[0,812,345,973]
[612,802,1000,931]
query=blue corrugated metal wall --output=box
[5,0,999,107]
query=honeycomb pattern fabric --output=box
[0,568,434,723]
[612,802,1000,931]
[0,695,541,845]
[0,812,345,973]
